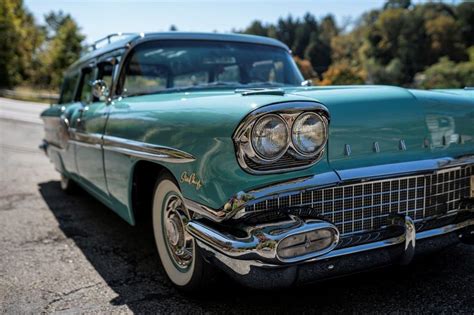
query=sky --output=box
[24,0,459,44]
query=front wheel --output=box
[152,174,214,290]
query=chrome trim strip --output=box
[69,139,101,149]
[68,128,196,163]
[185,156,474,223]
[103,135,195,163]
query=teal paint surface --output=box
[41,86,474,225]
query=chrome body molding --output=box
[102,135,196,163]
[186,216,339,264]
[64,128,196,163]
[184,155,474,223]
[232,101,329,174]
[69,129,103,149]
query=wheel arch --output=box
[130,160,181,225]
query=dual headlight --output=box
[251,112,327,161]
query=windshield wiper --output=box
[241,82,287,88]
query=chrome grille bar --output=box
[245,165,473,236]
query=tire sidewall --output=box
[152,178,196,287]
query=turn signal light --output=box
[277,228,337,260]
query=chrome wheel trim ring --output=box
[162,194,193,270]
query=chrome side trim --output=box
[233,101,329,174]
[68,128,196,163]
[69,129,103,149]
[103,135,195,163]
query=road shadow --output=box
[38,180,474,313]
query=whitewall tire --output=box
[152,174,213,290]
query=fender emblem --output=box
[180,172,203,190]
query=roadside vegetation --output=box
[1,0,473,103]
[242,0,474,88]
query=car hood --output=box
[286,85,474,171]
[113,85,474,174]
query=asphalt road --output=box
[1,97,473,314]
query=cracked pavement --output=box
[1,97,474,313]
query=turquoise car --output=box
[40,32,474,290]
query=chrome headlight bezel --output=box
[233,102,330,174]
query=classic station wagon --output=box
[40,32,474,290]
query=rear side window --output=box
[59,73,79,104]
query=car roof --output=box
[69,32,290,71]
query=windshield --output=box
[121,40,303,96]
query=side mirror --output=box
[301,80,313,87]
[91,80,109,101]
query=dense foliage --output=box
[1,0,472,91]
[243,0,474,88]
[0,0,84,90]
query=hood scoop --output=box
[235,88,285,96]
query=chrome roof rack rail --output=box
[87,32,141,51]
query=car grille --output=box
[245,165,473,236]
[244,152,316,172]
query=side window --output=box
[59,73,79,104]
[78,67,97,104]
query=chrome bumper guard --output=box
[187,213,473,266]
[187,213,474,288]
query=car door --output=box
[73,63,110,197]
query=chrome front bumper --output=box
[184,156,474,287]
[187,214,474,288]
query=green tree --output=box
[415,47,474,89]
[304,15,338,76]
[384,0,411,10]
[243,20,269,37]
[317,62,366,86]
[35,12,85,89]
[0,0,44,88]
[456,2,474,47]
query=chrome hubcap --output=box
[163,195,193,269]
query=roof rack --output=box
[87,32,142,51]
